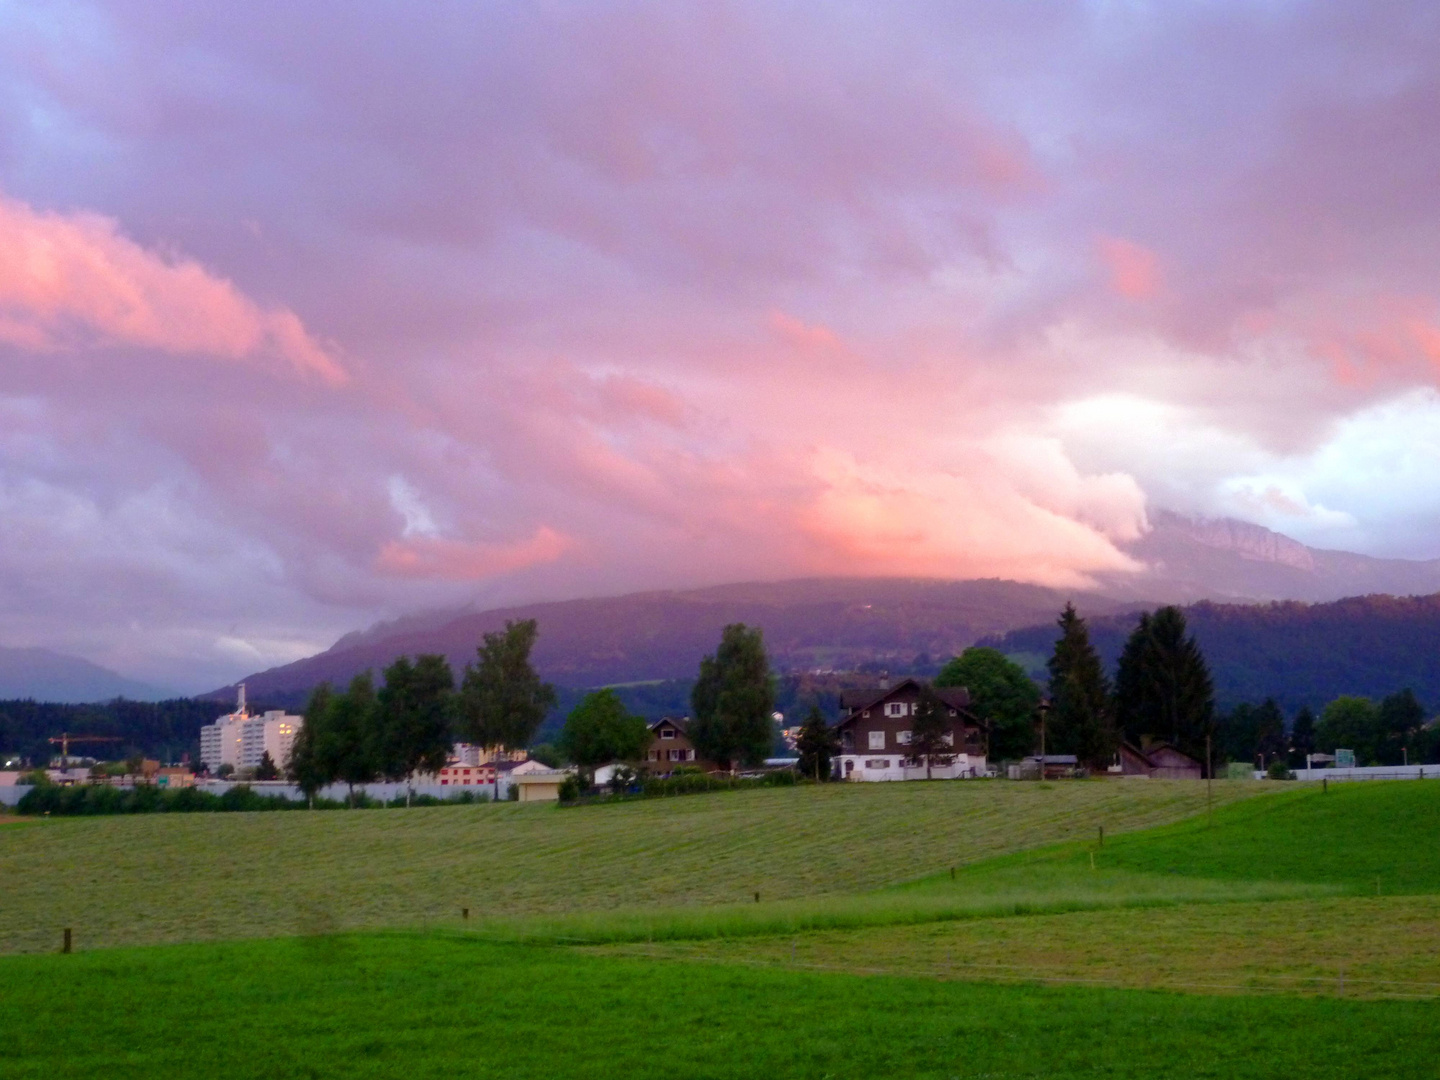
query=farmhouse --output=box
[1118,740,1204,780]
[835,678,984,781]
[644,717,707,770]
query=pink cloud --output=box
[375,527,573,581]
[1097,236,1161,299]
[770,310,843,352]
[0,193,345,384]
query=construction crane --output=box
[48,733,122,770]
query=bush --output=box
[557,774,583,803]
[1266,760,1295,781]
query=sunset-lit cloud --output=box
[0,194,345,383]
[0,0,1438,688]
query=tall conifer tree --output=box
[1112,606,1215,765]
[1046,603,1116,768]
[794,706,840,782]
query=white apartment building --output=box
[199,685,302,772]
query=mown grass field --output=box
[4,778,1438,1077]
[0,778,1262,953]
[3,933,1438,1080]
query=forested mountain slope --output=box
[987,593,1440,711]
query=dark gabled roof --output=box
[839,678,971,716]
[1120,741,1203,769]
[648,716,689,734]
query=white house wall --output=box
[838,754,987,782]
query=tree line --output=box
[0,698,224,766]
[287,620,555,803]
[555,623,779,784]
[950,602,1436,772]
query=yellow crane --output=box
[48,733,122,770]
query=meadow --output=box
[3,778,1438,1078]
[3,933,1437,1080]
[0,777,1259,954]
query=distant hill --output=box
[207,578,1147,707]
[985,593,1440,713]
[211,511,1440,711]
[0,646,167,704]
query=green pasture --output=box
[2,933,1437,1080]
[0,778,1261,954]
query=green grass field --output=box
[3,778,1438,1078]
[3,933,1438,1080]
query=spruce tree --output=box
[1254,698,1286,768]
[689,623,775,770]
[1289,705,1316,768]
[1046,603,1116,769]
[1111,606,1214,765]
[908,690,951,780]
[794,706,840,781]
[1378,689,1426,765]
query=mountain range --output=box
[209,512,1440,708]
[0,646,167,704]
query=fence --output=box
[1277,764,1437,782]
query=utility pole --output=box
[1206,733,1213,827]
[1036,698,1051,781]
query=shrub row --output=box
[15,784,487,816]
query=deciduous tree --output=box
[1318,696,1380,765]
[330,672,381,804]
[289,682,333,807]
[378,654,455,804]
[690,623,774,771]
[558,689,650,783]
[456,620,556,755]
[936,648,1039,761]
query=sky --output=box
[2,0,1440,691]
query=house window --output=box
[898,731,912,745]
[868,731,885,750]
[667,749,682,762]
[886,702,906,718]
[865,759,890,769]
[942,733,954,746]
[648,750,658,761]
[660,728,675,739]
[949,709,957,716]
[862,709,870,718]
[686,749,695,761]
